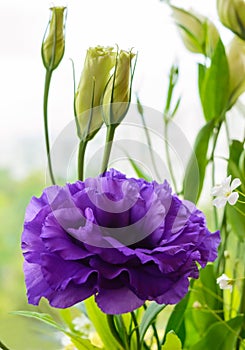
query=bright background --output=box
[0,1,243,349]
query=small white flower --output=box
[216,273,233,291]
[72,315,93,338]
[211,175,241,208]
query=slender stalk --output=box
[43,69,56,184]
[118,315,130,350]
[0,340,11,350]
[164,119,178,193]
[233,206,245,217]
[106,315,124,349]
[151,322,161,350]
[101,125,116,173]
[130,312,141,350]
[77,140,88,181]
[210,122,222,229]
[215,211,229,275]
[237,190,245,198]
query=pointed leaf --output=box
[162,331,182,350]
[199,39,229,121]
[85,297,121,350]
[139,302,166,343]
[163,286,191,345]
[12,311,98,350]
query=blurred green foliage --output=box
[0,168,60,350]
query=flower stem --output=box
[210,122,222,229]
[106,315,124,349]
[130,311,141,350]
[78,140,88,181]
[43,69,56,184]
[164,119,178,193]
[237,190,245,198]
[233,206,245,217]
[101,125,116,173]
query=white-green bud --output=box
[42,7,66,71]
[172,6,219,57]
[217,0,245,40]
[102,50,136,125]
[75,46,116,141]
[227,36,245,107]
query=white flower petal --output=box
[223,175,232,186]
[211,184,223,196]
[227,192,239,205]
[212,197,227,208]
[230,178,242,191]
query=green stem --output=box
[233,206,245,217]
[106,315,124,349]
[151,322,161,350]
[164,120,178,193]
[101,125,116,173]
[237,190,245,198]
[43,69,56,184]
[139,107,161,181]
[210,122,222,229]
[215,210,229,276]
[130,312,141,350]
[78,140,88,181]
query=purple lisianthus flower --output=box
[22,169,220,314]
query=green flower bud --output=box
[75,46,116,141]
[217,0,245,40]
[227,36,245,107]
[102,50,136,125]
[172,6,219,57]
[42,7,66,71]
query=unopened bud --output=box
[42,7,66,71]
[75,46,116,141]
[217,0,245,40]
[227,36,245,107]
[172,6,219,57]
[102,50,136,125]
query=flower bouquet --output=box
[3,1,245,349]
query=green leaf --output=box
[199,39,229,122]
[139,302,166,344]
[227,139,245,240]
[127,157,152,181]
[189,316,243,350]
[85,297,121,350]
[163,286,191,345]
[183,119,215,203]
[162,331,182,350]
[198,63,206,95]
[12,311,98,350]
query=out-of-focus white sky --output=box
[0,0,238,177]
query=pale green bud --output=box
[217,0,245,40]
[227,36,245,107]
[172,6,219,57]
[102,50,135,125]
[75,46,116,141]
[42,7,66,71]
